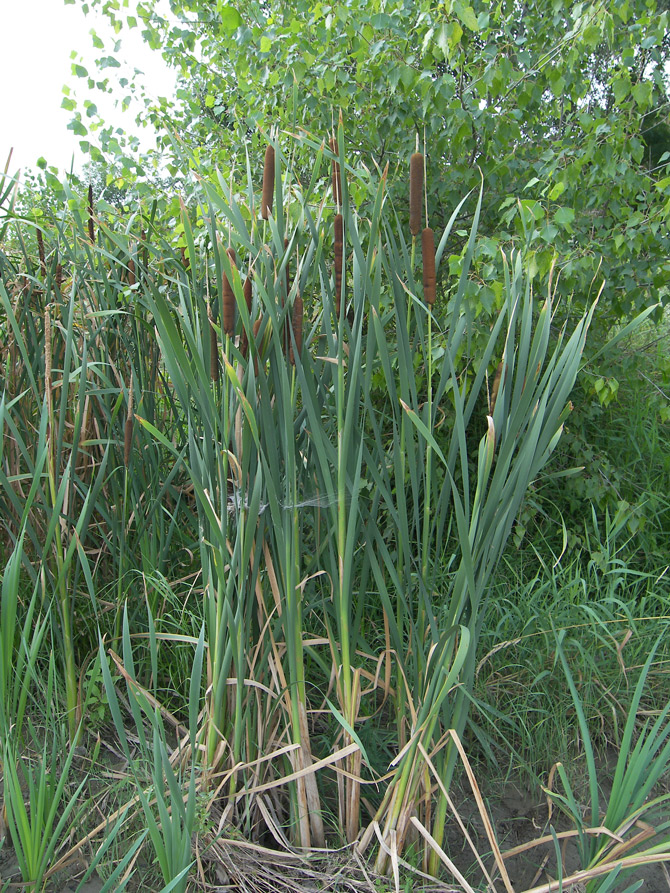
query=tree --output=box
[67,0,670,328]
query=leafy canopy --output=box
[66,0,670,324]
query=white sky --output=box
[1,0,175,175]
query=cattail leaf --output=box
[222,247,237,336]
[261,144,275,219]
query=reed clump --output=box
[0,129,603,891]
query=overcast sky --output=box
[2,0,174,175]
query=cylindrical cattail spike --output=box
[330,137,342,207]
[88,184,95,244]
[37,230,46,278]
[223,248,236,336]
[128,258,136,286]
[55,263,63,292]
[289,293,303,366]
[410,153,424,236]
[261,145,275,220]
[240,274,253,360]
[422,227,436,305]
[244,274,253,314]
[334,213,344,316]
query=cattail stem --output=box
[422,227,436,306]
[409,153,424,237]
[261,145,275,220]
[334,213,344,317]
[209,304,219,382]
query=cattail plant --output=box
[87,184,95,244]
[409,152,424,236]
[422,227,436,305]
[334,213,344,316]
[128,257,136,286]
[261,144,275,220]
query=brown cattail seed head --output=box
[37,230,46,278]
[240,275,253,360]
[410,153,424,236]
[422,227,436,305]
[330,137,342,207]
[88,184,95,244]
[55,263,63,292]
[223,248,236,336]
[243,274,253,314]
[261,145,275,220]
[128,258,136,286]
[334,213,344,316]
[290,294,303,366]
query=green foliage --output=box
[66,0,670,328]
